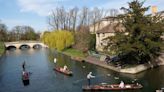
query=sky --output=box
[0,0,164,32]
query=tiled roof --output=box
[96,23,125,33]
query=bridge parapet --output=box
[4,41,48,49]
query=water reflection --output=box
[0,49,164,92]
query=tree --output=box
[0,21,8,41]
[11,26,23,41]
[104,0,164,64]
[11,25,38,41]
[23,26,37,40]
[41,30,74,51]
[48,6,111,31]
[74,25,93,52]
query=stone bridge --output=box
[4,41,48,49]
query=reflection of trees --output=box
[118,66,164,87]
[139,67,164,87]
[48,49,73,68]
[48,49,55,63]
[119,72,145,80]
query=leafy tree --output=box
[105,0,164,64]
[11,25,38,41]
[23,26,37,40]
[0,21,8,41]
[89,34,96,50]
[41,30,74,51]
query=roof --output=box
[96,23,125,33]
[157,10,164,14]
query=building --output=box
[89,16,124,51]
[95,23,125,51]
[89,16,120,34]
[91,9,164,51]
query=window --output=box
[97,33,100,37]
[100,43,103,46]
[102,33,105,37]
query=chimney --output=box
[151,6,157,15]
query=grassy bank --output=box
[63,48,86,58]
[0,42,5,55]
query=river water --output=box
[0,48,164,92]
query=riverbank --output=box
[84,56,154,74]
[84,54,164,74]
[61,48,164,74]
[61,48,148,74]
[0,42,5,57]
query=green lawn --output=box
[63,48,86,58]
[0,42,5,55]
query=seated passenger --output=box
[63,65,68,72]
[119,81,124,88]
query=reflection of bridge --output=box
[4,41,48,49]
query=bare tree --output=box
[110,9,119,17]
[48,6,118,31]
[71,7,78,31]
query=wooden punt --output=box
[82,84,143,91]
[53,67,73,76]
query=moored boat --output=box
[53,67,73,76]
[82,83,143,91]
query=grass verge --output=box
[63,48,86,58]
[0,42,5,55]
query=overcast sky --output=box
[0,0,164,31]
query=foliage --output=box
[63,48,86,58]
[41,30,74,51]
[10,26,39,41]
[104,0,164,64]
[0,41,5,55]
[0,22,7,42]
[89,34,96,50]
[23,26,37,40]
[74,25,93,52]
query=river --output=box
[0,48,164,92]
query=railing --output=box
[4,41,42,44]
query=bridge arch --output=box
[33,44,42,49]
[6,45,17,50]
[19,44,30,49]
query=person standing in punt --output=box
[87,72,95,86]
[22,61,26,71]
